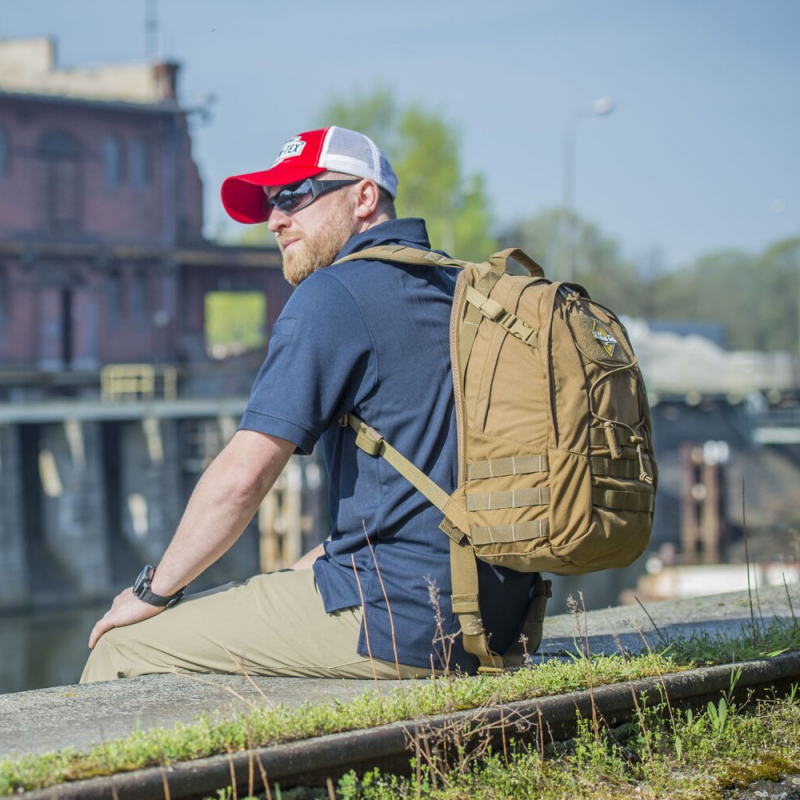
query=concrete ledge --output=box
[0,674,408,758]
[14,651,800,800]
[1,585,797,760]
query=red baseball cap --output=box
[221,126,398,224]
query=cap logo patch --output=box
[592,320,617,357]
[273,136,306,165]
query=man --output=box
[82,127,536,683]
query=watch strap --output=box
[134,565,186,608]
[138,584,185,608]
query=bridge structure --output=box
[0,376,327,611]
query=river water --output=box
[0,605,106,694]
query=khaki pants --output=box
[81,569,423,683]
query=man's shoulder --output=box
[285,267,359,308]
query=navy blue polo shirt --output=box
[239,218,535,672]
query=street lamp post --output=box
[561,97,615,282]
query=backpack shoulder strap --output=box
[333,245,469,270]
[340,413,471,539]
[342,413,508,672]
[335,245,546,279]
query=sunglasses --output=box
[266,178,360,218]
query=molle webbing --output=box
[467,486,550,512]
[591,487,655,513]
[591,456,653,479]
[471,519,550,545]
[467,454,549,480]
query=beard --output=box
[279,200,357,287]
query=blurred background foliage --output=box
[240,88,800,354]
[205,292,266,359]
[320,88,498,262]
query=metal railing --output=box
[100,364,178,402]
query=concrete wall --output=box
[0,410,267,611]
[38,420,112,601]
[0,424,29,608]
[118,417,183,564]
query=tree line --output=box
[242,89,800,354]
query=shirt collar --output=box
[335,218,431,261]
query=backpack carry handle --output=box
[489,248,546,279]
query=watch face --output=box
[133,565,153,595]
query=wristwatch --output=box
[132,565,186,608]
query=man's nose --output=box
[267,207,291,233]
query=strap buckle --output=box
[439,517,466,544]
[495,309,538,346]
[354,422,384,457]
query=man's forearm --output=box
[149,430,294,596]
[88,430,294,648]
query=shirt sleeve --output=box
[238,271,376,454]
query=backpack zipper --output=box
[548,287,562,449]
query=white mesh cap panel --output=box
[319,126,398,198]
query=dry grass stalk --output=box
[363,521,403,681]
[351,553,380,686]
[160,767,171,800]
[226,746,237,800]
[254,751,272,800]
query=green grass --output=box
[206,689,800,799]
[331,689,800,799]
[1,614,799,797]
[663,613,800,664]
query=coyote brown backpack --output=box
[335,245,657,672]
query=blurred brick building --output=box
[0,37,287,376]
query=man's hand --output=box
[290,541,327,570]
[88,588,164,649]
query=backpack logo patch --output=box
[592,320,617,357]
[273,137,306,165]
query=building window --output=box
[106,270,122,326]
[130,140,152,189]
[0,265,8,324]
[103,136,123,190]
[37,129,83,234]
[0,127,8,180]
[132,269,149,323]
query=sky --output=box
[2,0,799,268]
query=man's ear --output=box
[353,179,380,220]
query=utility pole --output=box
[145,0,159,61]
[561,97,615,282]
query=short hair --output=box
[377,187,397,219]
[323,170,396,219]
